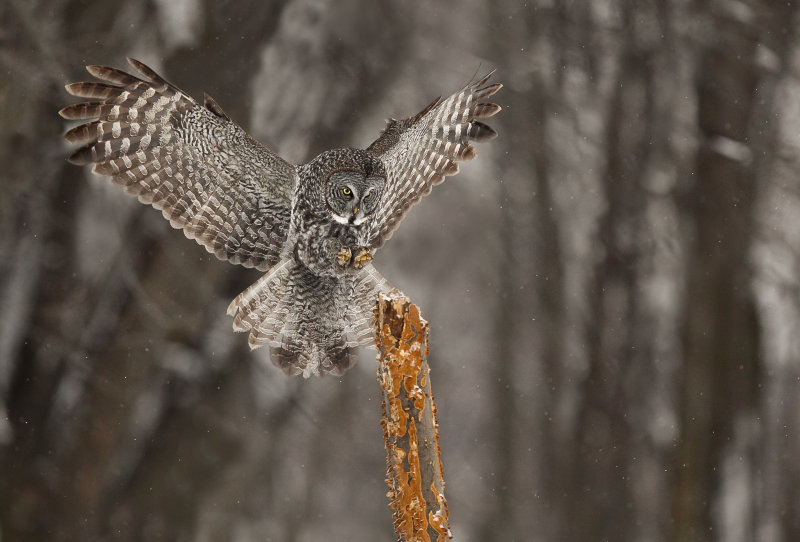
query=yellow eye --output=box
[342,187,352,196]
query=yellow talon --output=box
[353,248,373,269]
[336,246,352,267]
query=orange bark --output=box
[375,292,451,542]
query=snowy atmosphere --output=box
[2,1,800,541]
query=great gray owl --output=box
[60,58,501,377]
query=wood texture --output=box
[375,292,450,542]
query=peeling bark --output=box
[375,292,450,542]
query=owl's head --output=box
[325,169,385,225]
[312,149,386,226]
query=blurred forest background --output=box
[2,0,800,541]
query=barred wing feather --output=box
[366,72,502,248]
[60,58,297,272]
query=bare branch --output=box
[375,291,451,542]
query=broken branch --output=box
[375,291,451,542]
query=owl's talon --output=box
[336,246,352,267]
[353,248,373,269]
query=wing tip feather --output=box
[126,57,168,85]
[85,64,108,78]
[468,121,498,141]
[66,147,90,165]
[64,82,85,97]
[475,81,503,100]
[474,102,502,118]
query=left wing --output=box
[60,58,297,271]
[365,72,502,249]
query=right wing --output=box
[60,58,297,271]
[365,72,502,249]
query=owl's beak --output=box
[352,207,359,215]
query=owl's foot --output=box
[353,248,373,269]
[336,246,352,268]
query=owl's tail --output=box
[226,258,392,377]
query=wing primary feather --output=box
[204,93,232,120]
[467,121,498,141]
[473,102,502,118]
[365,70,502,248]
[475,82,503,99]
[64,82,119,99]
[59,102,120,120]
[61,58,296,272]
[126,57,170,85]
[86,65,145,86]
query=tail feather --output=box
[346,264,394,346]
[227,259,292,335]
[227,260,394,377]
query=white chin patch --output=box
[331,214,350,225]
[353,215,368,226]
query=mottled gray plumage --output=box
[61,58,501,377]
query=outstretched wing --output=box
[365,72,502,248]
[60,58,297,271]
